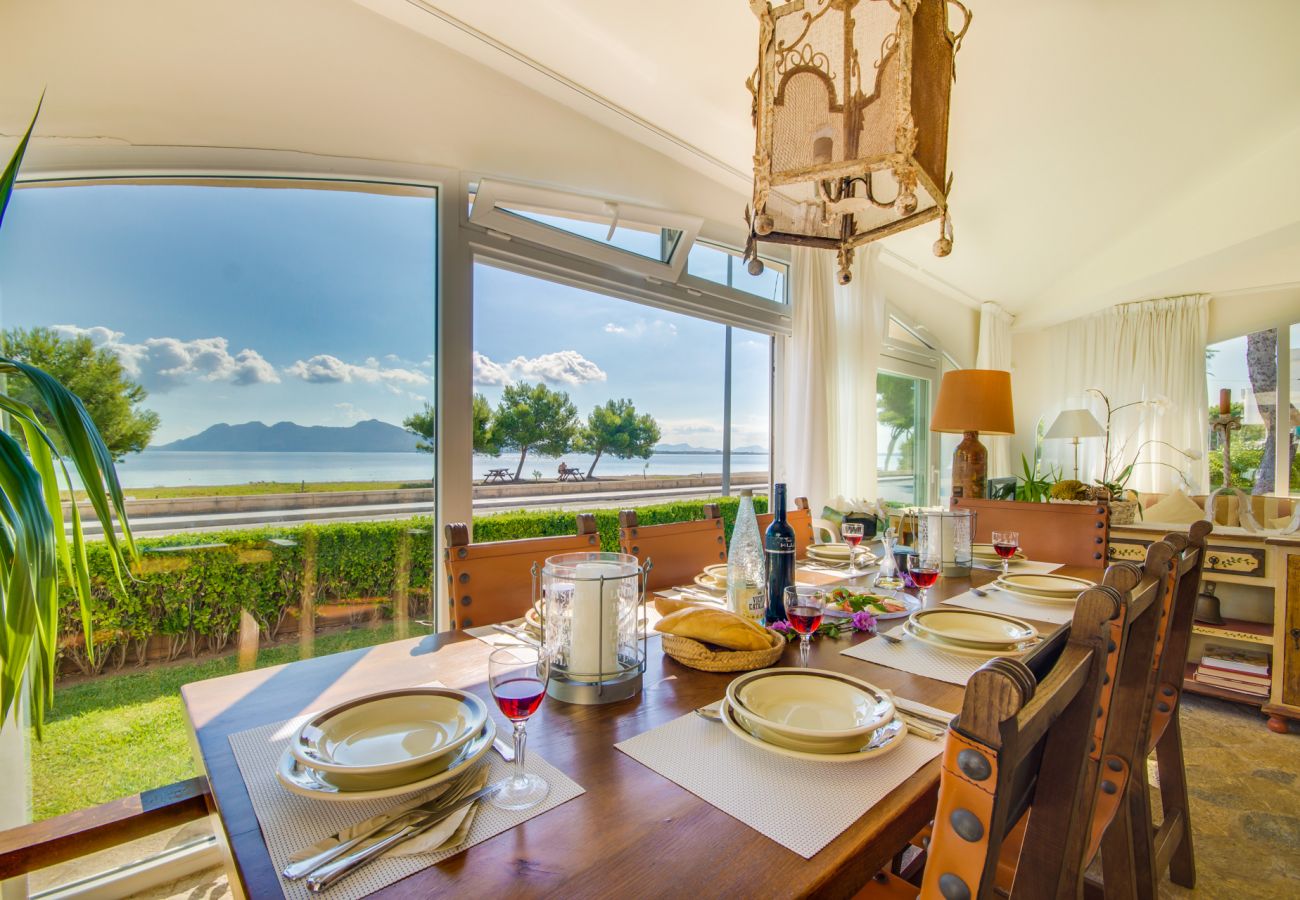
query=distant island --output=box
[654,442,769,454]
[157,420,422,452]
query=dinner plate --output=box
[991,584,1080,606]
[807,543,853,559]
[901,621,1033,657]
[996,573,1093,596]
[277,719,496,800]
[971,543,1027,561]
[703,564,729,581]
[292,687,488,779]
[693,573,726,591]
[908,609,1037,647]
[823,592,921,621]
[727,668,894,739]
[719,697,908,762]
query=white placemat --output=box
[840,627,996,685]
[969,559,1064,575]
[615,709,942,859]
[464,622,536,649]
[228,716,584,900]
[942,588,1076,626]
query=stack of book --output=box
[1192,644,1271,697]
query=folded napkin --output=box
[284,765,488,866]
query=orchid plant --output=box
[1088,388,1201,498]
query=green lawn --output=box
[30,623,406,820]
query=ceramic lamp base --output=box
[951,430,987,499]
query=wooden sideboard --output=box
[1109,522,1300,732]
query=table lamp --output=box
[1044,408,1105,479]
[930,369,1015,500]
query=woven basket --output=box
[660,627,786,672]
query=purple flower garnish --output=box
[850,610,878,632]
[770,620,793,634]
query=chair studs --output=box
[950,808,985,842]
[957,748,991,781]
[1102,673,1110,685]
[874,872,890,883]
[1161,685,1175,697]
[461,595,472,606]
[1107,758,1123,772]
[938,873,972,900]
[1157,701,1170,713]
[1096,707,1104,719]
[462,616,473,627]
[1107,639,1117,653]
[458,573,470,583]
[457,547,468,558]
[1101,779,1118,794]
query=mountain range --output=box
[157,420,422,452]
[654,442,769,454]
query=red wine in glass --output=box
[844,533,862,549]
[991,531,1020,575]
[993,542,1018,559]
[492,677,546,721]
[787,605,824,634]
[910,568,941,589]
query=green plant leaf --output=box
[0,92,42,233]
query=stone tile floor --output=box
[36,694,1300,898]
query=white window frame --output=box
[469,178,702,281]
[878,308,946,505]
[681,238,790,306]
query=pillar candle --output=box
[569,562,626,682]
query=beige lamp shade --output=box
[930,370,1015,435]
[1045,409,1106,440]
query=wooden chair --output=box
[756,496,817,558]
[864,541,1176,899]
[951,496,1110,569]
[1095,520,1211,899]
[443,513,601,629]
[619,505,726,594]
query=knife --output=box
[491,623,539,646]
[283,772,478,880]
[306,784,500,892]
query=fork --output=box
[876,630,903,645]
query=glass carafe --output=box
[873,528,905,589]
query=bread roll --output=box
[655,607,772,651]
[654,595,711,618]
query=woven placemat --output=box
[839,627,997,685]
[228,715,583,900]
[942,588,1075,626]
[615,709,942,859]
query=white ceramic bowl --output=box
[291,687,488,787]
[719,698,908,762]
[908,609,1036,647]
[996,573,1093,596]
[901,621,1032,657]
[725,668,894,749]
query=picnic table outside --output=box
[482,468,512,483]
[557,463,584,481]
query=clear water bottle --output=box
[726,489,767,627]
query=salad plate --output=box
[821,587,918,620]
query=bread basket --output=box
[660,627,786,672]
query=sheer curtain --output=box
[976,301,1015,477]
[779,245,886,510]
[1044,294,1209,493]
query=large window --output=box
[876,315,941,505]
[1206,321,1299,496]
[470,261,771,501]
[0,179,438,827]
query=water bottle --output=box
[764,483,796,624]
[726,489,767,627]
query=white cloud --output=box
[51,325,280,391]
[333,402,370,423]
[603,323,627,334]
[472,350,607,387]
[284,354,429,389]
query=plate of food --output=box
[822,587,919,621]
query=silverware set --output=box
[285,741,510,890]
[490,622,539,645]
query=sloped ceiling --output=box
[358,0,1300,329]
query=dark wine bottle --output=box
[764,483,795,624]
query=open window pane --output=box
[1206,330,1277,492]
[503,206,682,262]
[686,241,787,303]
[876,370,930,504]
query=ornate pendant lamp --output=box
[744,0,970,283]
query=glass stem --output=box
[1002,557,1009,576]
[512,720,527,781]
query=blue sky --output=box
[0,183,769,450]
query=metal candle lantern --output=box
[536,552,648,705]
[904,506,974,576]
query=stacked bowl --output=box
[276,687,496,801]
[718,668,907,762]
[900,609,1038,657]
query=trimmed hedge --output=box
[59,495,765,673]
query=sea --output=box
[106,449,771,488]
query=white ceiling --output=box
[360,0,1300,329]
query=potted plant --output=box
[1087,388,1200,524]
[0,99,137,735]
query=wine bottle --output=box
[764,483,795,624]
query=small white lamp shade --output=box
[1045,409,1105,440]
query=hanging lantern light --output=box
[744,0,971,283]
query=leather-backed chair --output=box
[951,496,1110,569]
[619,505,726,594]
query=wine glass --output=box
[841,522,865,576]
[906,552,942,606]
[783,584,826,668]
[991,530,1020,576]
[487,646,550,810]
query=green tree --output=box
[1,326,159,461]
[402,393,497,455]
[492,382,578,480]
[877,373,915,472]
[576,398,661,478]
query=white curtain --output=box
[976,301,1015,478]
[779,245,886,511]
[1044,294,1209,494]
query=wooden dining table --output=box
[181,562,1098,899]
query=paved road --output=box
[80,483,770,538]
